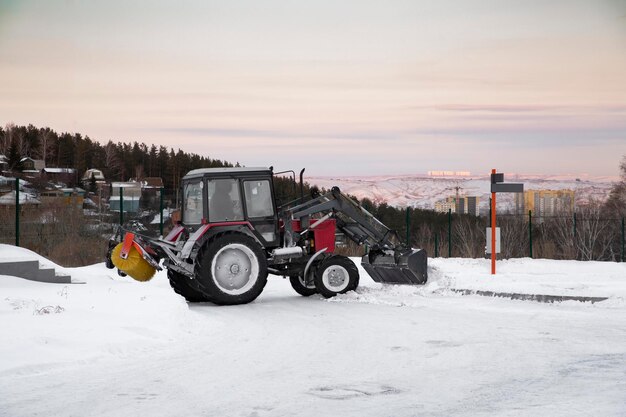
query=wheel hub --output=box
[328,268,346,286]
[211,243,259,295]
[321,264,350,292]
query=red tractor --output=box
[107,167,427,305]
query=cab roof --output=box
[183,167,272,180]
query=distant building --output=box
[0,190,40,206]
[109,181,142,213]
[428,171,471,177]
[515,190,575,219]
[139,177,164,209]
[40,187,86,210]
[0,155,8,173]
[434,196,480,216]
[82,168,106,183]
[42,167,77,186]
[434,197,456,214]
[81,169,106,191]
[463,196,479,216]
[20,157,45,175]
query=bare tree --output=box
[134,164,145,181]
[104,141,120,178]
[545,212,577,260]
[453,215,484,257]
[576,200,615,261]
[35,129,53,165]
[500,216,529,258]
[15,129,28,157]
[2,123,15,154]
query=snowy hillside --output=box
[1,245,625,416]
[307,173,617,210]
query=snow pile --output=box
[0,245,196,375]
[430,257,626,299]
[331,256,626,307]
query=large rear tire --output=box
[195,233,268,305]
[314,255,359,298]
[167,270,210,303]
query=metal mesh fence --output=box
[1,185,178,266]
[2,183,624,265]
[413,213,624,262]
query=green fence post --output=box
[434,234,439,257]
[15,177,20,247]
[159,187,164,236]
[405,207,411,247]
[119,186,124,226]
[622,217,624,263]
[448,208,452,258]
[622,217,626,262]
[528,210,533,258]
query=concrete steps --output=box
[0,260,72,284]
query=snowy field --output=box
[1,244,626,417]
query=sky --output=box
[0,0,625,177]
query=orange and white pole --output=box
[491,168,496,275]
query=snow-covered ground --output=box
[1,244,625,416]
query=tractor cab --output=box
[181,167,279,248]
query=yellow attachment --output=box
[111,242,156,282]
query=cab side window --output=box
[207,179,244,222]
[243,180,273,218]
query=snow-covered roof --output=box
[141,177,164,189]
[184,167,270,179]
[43,168,75,174]
[82,169,105,180]
[60,187,86,195]
[111,181,142,188]
[0,191,40,205]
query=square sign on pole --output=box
[485,227,501,254]
[489,169,524,275]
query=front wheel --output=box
[289,272,317,297]
[314,256,359,298]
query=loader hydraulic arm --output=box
[282,186,427,285]
[284,187,405,251]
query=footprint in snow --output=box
[309,383,401,400]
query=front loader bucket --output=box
[361,249,427,285]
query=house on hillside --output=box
[139,177,164,209]
[42,167,77,187]
[20,157,45,172]
[0,155,8,174]
[40,187,86,210]
[0,190,40,206]
[81,169,106,188]
[109,181,142,213]
[0,175,15,194]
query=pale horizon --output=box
[1,0,625,177]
